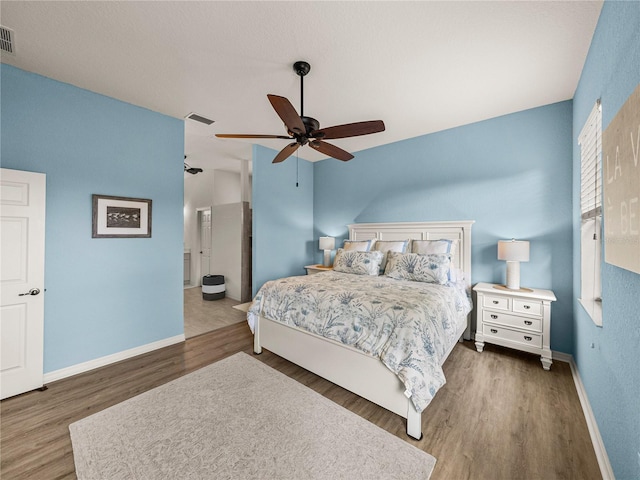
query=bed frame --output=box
[253,220,474,439]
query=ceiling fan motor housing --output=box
[287,116,321,140]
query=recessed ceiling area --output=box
[0,1,603,174]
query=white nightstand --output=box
[473,282,556,370]
[304,264,333,275]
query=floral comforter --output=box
[247,271,472,412]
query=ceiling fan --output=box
[216,61,385,163]
[184,156,202,174]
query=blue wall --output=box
[314,102,574,353]
[252,145,314,296]
[572,2,640,478]
[1,65,185,373]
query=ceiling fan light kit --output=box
[216,61,385,164]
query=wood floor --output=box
[1,322,601,480]
[183,286,246,338]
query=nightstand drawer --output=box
[483,295,510,311]
[513,299,542,316]
[482,311,542,332]
[483,324,542,348]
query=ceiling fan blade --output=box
[215,134,293,139]
[311,120,385,140]
[272,142,301,163]
[309,140,354,161]
[267,94,306,135]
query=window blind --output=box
[579,100,602,220]
[578,99,603,325]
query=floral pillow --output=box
[384,251,451,284]
[333,248,384,276]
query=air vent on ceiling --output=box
[185,112,215,125]
[0,26,16,56]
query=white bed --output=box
[251,220,474,439]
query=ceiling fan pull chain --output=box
[296,152,299,187]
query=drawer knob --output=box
[491,329,498,334]
[492,300,499,304]
[524,336,532,341]
[524,305,531,310]
[524,321,533,325]
[491,314,498,319]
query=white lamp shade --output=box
[319,236,335,251]
[497,240,530,262]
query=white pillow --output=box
[411,239,458,256]
[372,240,410,273]
[342,240,372,252]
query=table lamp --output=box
[497,239,530,290]
[319,236,335,267]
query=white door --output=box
[1,168,46,399]
[199,208,212,278]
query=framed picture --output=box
[92,194,152,238]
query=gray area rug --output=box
[70,352,436,479]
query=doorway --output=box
[184,206,247,338]
[183,165,252,338]
[197,207,212,281]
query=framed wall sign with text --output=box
[603,83,640,274]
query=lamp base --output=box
[505,260,521,290]
[323,250,331,267]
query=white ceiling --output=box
[1,1,603,173]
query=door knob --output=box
[19,288,41,296]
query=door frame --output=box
[195,206,212,287]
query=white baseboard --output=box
[554,350,615,480]
[43,334,186,384]
[552,350,573,363]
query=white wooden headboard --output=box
[348,221,475,288]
